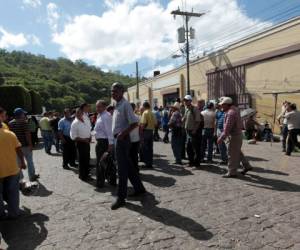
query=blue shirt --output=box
[58,117,73,137]
[162,110,169,126]
[154,110,161,124]
[216,110,225,130]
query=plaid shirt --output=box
[220,106,242,140]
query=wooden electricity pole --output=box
[136,61,139,101]
[171,9,205,95]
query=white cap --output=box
[219,97,233,105]
[184,95,193,101]
[173,102,181,109]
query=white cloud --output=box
[23,0,42,8]
[0,27,42,48]
[47,2,60,32]
[52,0,271,67]
[0,27,28,48]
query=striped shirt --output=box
[8,119,30,147]
[220,106,242,140]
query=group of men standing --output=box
[167,95,252,178]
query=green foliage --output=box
[0,49,136,111]
[29,90,42,114]
[0,85,32,114]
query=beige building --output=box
[127,16,300,132]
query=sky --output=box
[0,0,299,77]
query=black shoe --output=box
[111,199,126,210]
[63,164,70,169]
[285,152,291,156]
[219,161,228,166]
[145,165,153,169]
[30,174,40,182]
[69,163,78,168]
[128,189,146,197]
[241,167,253,175]
[222,173,237,178]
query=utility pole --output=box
[171,9,205,95]
[135,61,139,101]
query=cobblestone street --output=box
[1,139,300,250]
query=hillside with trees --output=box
[0,49,136,112]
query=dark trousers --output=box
[130,141,140,173]
[62,136,76,167]
[181,129,187,159]
[287,129,300,155]
[142,129,154,167]
[171,133,183,163]
[76,142,90,180]
[31,131,38,146]
[281,125,288,150]
[163,125,169,142]
[96,139,109,166]
[115,136,145,200]
[153,125,160,141]
[201,128,214,161]
[186,129,202,165]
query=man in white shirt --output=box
[285,103,300,156]
[201,102,216,163]
[70,108,91,181]
[94,100,114,187]
[80,103,92,128]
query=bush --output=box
[0,85,32,115]
[29,90,43,114]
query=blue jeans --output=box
[171,133,183,163]
[41,130,53,153]
[0,174,20,217]
[141,130,154,166]
[201,128,214,161]
[19,146,36,181]
[115,136,145,200]
[217,128,228,162]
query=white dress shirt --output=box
[94,111,114,144]
[70,118,91,140]
[201,109,215,128]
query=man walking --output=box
[70,108,91,181]
[39,112,53,154]
[140,101,156,168]
[58,109,77,169]
[111,82,146,210]
[9,108,39,182]
[217,97,252,177]
[183,95,203,167]
[0,116,27,219]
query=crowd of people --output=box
[1,82,300,219]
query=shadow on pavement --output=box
[0,207,49,250]
[140,173,176,187]
[152,159,193,176]
[246,156,269,162]
[193,164,227,175]
[32,182,53,197]
[241,173,300,192]
[126,193,213,241]
[250,167,289,176]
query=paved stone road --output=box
[1,139,300,250]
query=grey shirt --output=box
[112,98,138,136]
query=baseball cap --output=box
[14,108,27,116]
[173,102,181,109]
[184,95,193,101]
[219,97,233,105]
